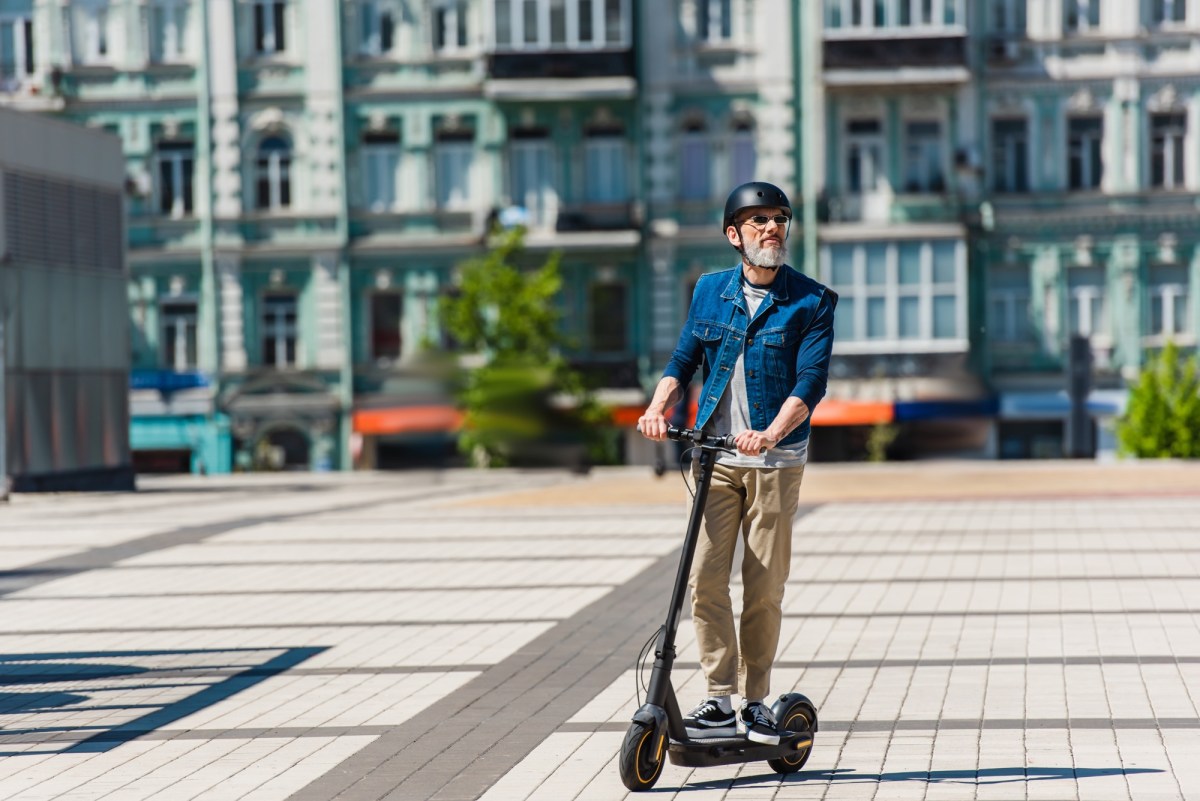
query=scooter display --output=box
[618,426,818,791]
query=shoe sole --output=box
[685,725,737,739]
[744,729,781,746]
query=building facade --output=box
[1,0,1194,469]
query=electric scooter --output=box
[618,426,818,791]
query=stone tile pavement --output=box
[0,462,1197,800]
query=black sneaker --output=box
[683,698,736,739]
[737,701,780,745]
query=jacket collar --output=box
[720,264,792,303]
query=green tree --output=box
[1116,341,1200,458]
[440,227,614,468]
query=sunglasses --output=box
[741,214,791,228]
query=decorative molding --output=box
[1147,83,1183,112]
[1066,87,1098,112]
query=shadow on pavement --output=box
[0,647,325,756]
[676,765,1164,791]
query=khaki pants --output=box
[689,462,805,701]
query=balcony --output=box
[823,192,964,226]
[555,202,637,233]
[823,33,968,87]
[128,216,205,255]
[349,208,485,251]
[485,49,635,100]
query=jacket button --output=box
[754,403,761,409]
[747,370,755,378]
[747,338,754,345]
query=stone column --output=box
[217,255,247,370]
[208,0,242,219]
[312,253,344,370]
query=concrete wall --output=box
[0,106,133,490]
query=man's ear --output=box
[726,225,741,247]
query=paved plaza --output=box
[0,462,1199,800]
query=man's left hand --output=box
[734,430,775,456]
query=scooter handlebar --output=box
[665,426,737,450]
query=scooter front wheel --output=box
[618,721,665,791]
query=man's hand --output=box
[734,430,775,456]
[638,409,669,441]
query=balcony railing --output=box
[824,34,966,70]
[555,201,637,232]
[823,192,963,225]
[487,48,634,80]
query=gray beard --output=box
[743,238,787,269]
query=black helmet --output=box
[723,181,791,231]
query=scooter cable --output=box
[634,624,664,707]
[680,448,698,499]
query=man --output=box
[638,181,835,745]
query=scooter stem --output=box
[646,445,717,704]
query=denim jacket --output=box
[662,264,837,447]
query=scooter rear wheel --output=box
[618,721,665,791]
[768,699,816,774]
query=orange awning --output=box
[353,405,463,436]
[810,400,894,427]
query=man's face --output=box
[727,206,789,269]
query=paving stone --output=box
[0,469,1197,799]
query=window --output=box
[1147,265,1190,338]
[930,240,958,338]
[590,282,628,352]
[679,122,710,201]
[0,16,34,87]
[150,0,190,63]
[825,239,965,347]
[584,128,628,202]
[730,122,756,186]
[254,0,287,55]
[494,0,628,50]
[1067,267,1106,337]
[262,291,298,367]
[71,0,111,64]
[434,0,468,52]
[510,131,556,226]
[992,0,1027,34]
[992,117,1028,192]
[435,130,474,209]
[161,300,198,369]
[697,0,732,43]
[825,0,962,29]
[1065,0,1099,33]
[1067,117,1103,191]
[360,0,396,55]
[362,130,400,212]
[1151,113,1187,190]
[846,119,883,193]
[987,266,1033,343]
[904,121,944,193]
[256,136,292,211]
[157,140,195,218]
[370,291,403,362]
[1152,0,1187,25]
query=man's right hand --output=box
[637,409,669,441]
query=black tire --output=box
[618,721,665,791]
[767,700,816,774]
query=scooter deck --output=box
[667,730,814,768]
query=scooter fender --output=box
[771,692,819,733]
[630,702,668,733]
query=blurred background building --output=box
[0,105,133,491]
[0,0,1195,471]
